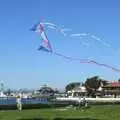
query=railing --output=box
[56,97,120,102]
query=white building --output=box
[67,86,87,97]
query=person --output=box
[76,97,81,110]
[82,97,88,108]
[16,95,22,111]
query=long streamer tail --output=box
[54,51,120,72]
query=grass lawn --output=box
[0,105,120,120]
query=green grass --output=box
[0,105,120,120]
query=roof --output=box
[104,82,120,87]
[111,82,120,87]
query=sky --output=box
[0,0,120,90]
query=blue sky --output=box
[0,0,120,90]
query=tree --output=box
[85,76,101,96]
[38,85,54,97]
[118,78,120,82]
[65,82,81,92]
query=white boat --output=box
[0,91,7,98]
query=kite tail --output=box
[80,60,120,72]
[54,52,76,61]
[54,52,89,61]
[54,51,120,72]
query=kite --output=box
[30,21,120,72]
[30,22,52,52]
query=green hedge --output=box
[0,101,120,110]
[88,101,120,105]
[0,103,74,110]
[0,104,51,110]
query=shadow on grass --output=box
[18,117,99,120]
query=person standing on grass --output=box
[82,97,88,108]
[16,94,22,111]
[78,97,81,109]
